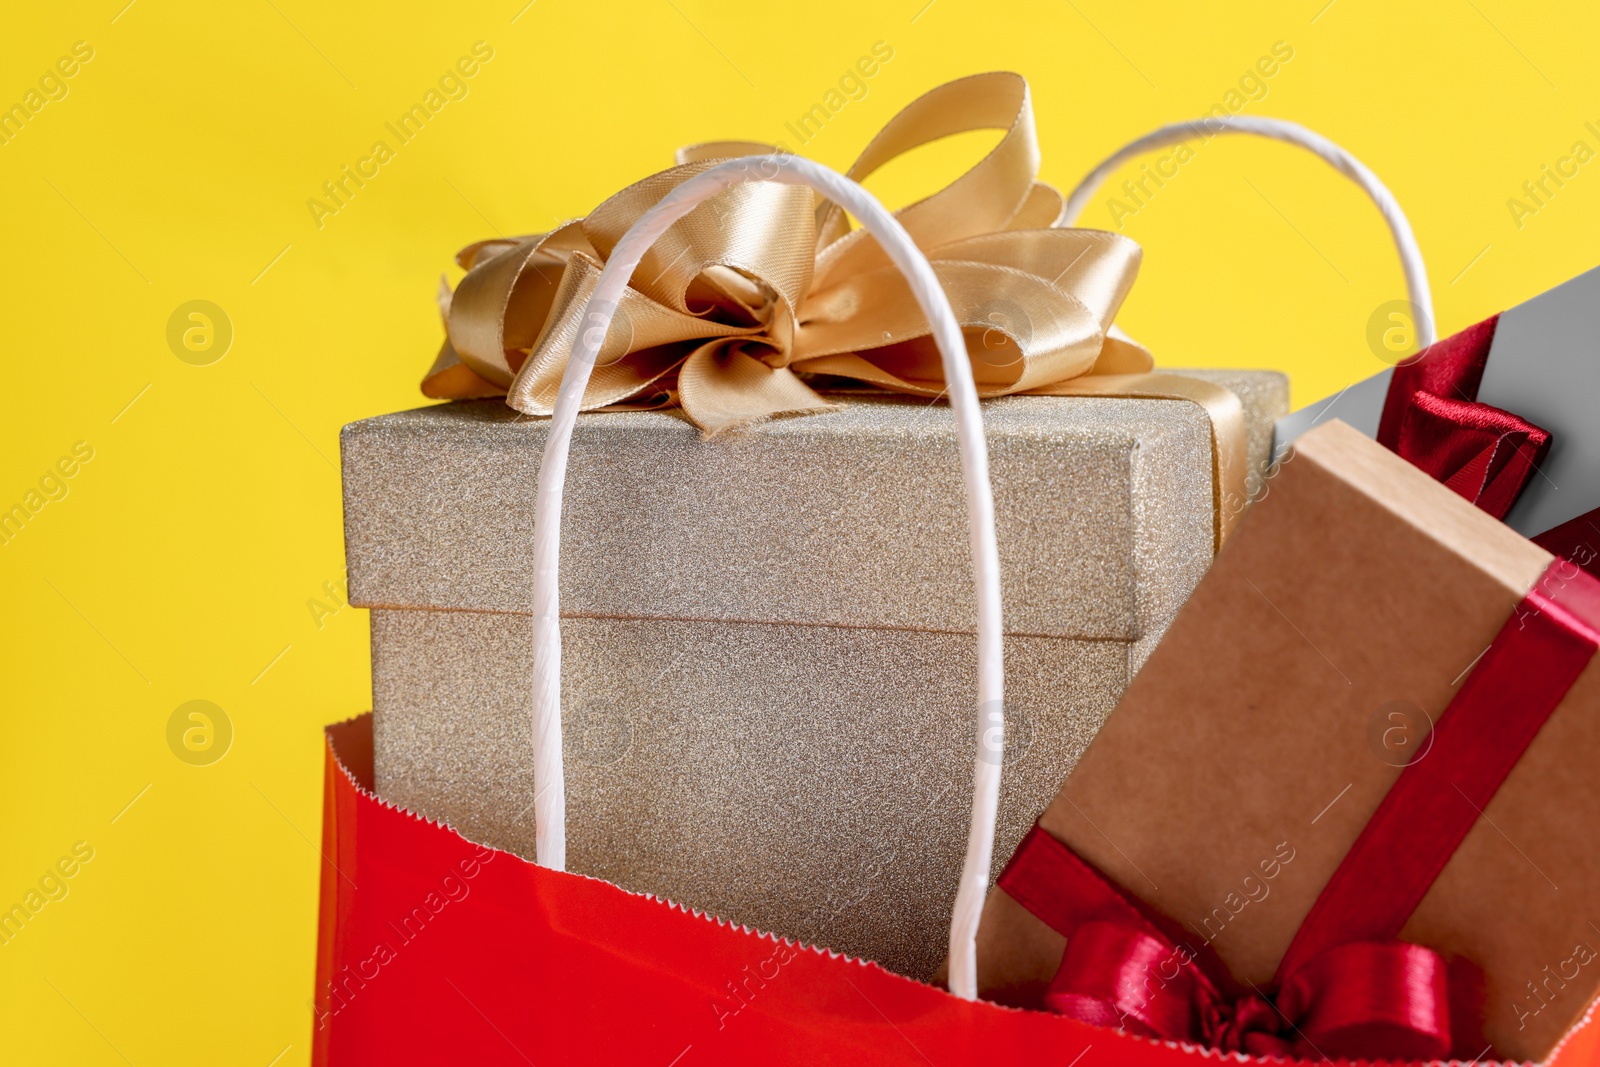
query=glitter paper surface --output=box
[346,374,1287,978]
[372,611,1130,980]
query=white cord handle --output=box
[1064,116,1436,347]
[528,155,1006,1000]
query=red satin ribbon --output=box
[1278,559,1600,971]
[1000,828,1454,1060]
[1376,312,1600,579]
[1000,558,1600,1061]
[1376,314,1552,520]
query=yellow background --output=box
[3,0,1597,1061]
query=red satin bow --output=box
[1000,827,1454,1062]
[1377,315,1551,520]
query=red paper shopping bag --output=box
[313,112,1600,1065]
[311,714,1600,1065]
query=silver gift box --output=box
[342,373,1286,979]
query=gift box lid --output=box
[341,372,1285,645]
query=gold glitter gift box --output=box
[341,373,1285,980]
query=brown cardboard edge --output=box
[1291,420,1552,596]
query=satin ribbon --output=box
[1378,315,1552,520]
[1000,557,1600,1061]
[420,73,1249,545]
[1001,827,1454,1061]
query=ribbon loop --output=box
[581,160,817,318]
[813,71,1042,286]
[1280,941,1452,1062]
[1043,919,1200,1042]
[1377,312,1555,520]
[1395,388,1551,520]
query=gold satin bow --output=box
[423,71,1247,545]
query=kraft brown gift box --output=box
[341,372,1285,981]
[974,418,1600,1062]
